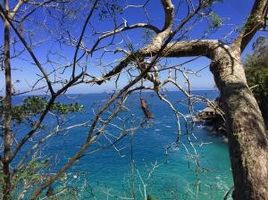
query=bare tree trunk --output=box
[2,0,12,199]
[210,47,268,199]
[259,97,268,128]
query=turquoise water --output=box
[16,91,233,199]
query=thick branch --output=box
[161,0,174,31]
[0,4,55,95]
[154,39,219,58]
[143,0,174,52]
[2,0,12,199]
[96,0,176,85]
[233,0,268,52]
[9,0,28,19]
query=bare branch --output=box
[72,0,98,78]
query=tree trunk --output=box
[259,96,268,128]
[2,0,12,199]
[210,47,268,199]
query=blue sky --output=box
[0,0,266,94]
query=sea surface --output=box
[15,90,233,199]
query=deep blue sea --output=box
[15,90,233,199]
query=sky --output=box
[0,0,267,95]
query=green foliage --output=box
[0,159,48,196]
[52,101,84,115]
[0,96,84,124]
[244,36,268,98]
[0,158,74,198]
[208,12,223,29]
[13,159,50,185]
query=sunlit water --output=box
[15,91,233,199]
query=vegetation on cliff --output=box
[245,36,268,127]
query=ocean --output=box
[14,90,233,199]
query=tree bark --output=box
[139,38,268,199]
[2,0,12,199]
[259,96,268,128]
[210,46,268,199]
